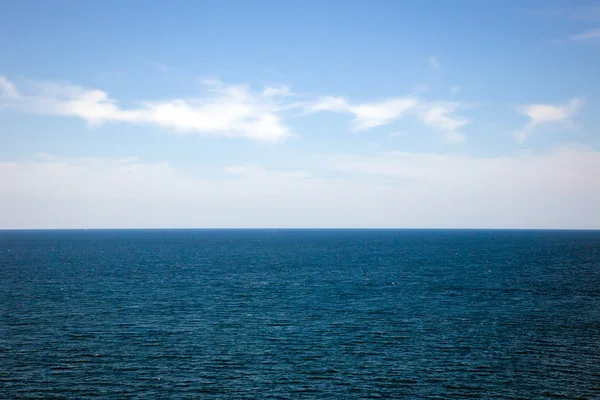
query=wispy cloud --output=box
[429,56,440,69]
[307,96,349,113]
[418,103,469,143]
[515,97,583,143]
[1,75,473,144]
[307,96,420,131]
[350,98,420,131]
[0,76,296,142]
[262,85,292,97]
[307,96,419,131]
[0,76,19,99]
[307,96,470,142]
[568,28,600,41]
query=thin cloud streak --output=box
[429,56,440,69]
[568,28,600,41]
[515,98,583,143]
[306,96,470,142]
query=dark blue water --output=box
[1,230,599,399]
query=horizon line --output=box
[1,227,600,232]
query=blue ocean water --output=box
[0,229,599,399]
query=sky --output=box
[1,0,600,229]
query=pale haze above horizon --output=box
[1,0,600,229]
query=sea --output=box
[0,229,599,399]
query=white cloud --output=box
[568,28,600,41]
[307,96,469,141]
[308,96,351,113]
[0,76,295,142]
[429,56,440,69]
[1,148,600,229]
[307,96,419,131]
[0,76,19,99]
[350,98,420,131]
[418,102,469,143]
[263,85,292,97]
[1,74,474,143]
[515,97,583,143]
[450,86,460,95]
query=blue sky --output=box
[1,0,599,228]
